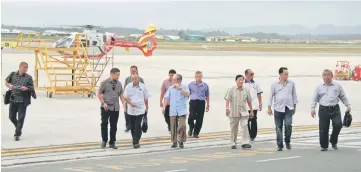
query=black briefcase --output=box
[343,111,352,127]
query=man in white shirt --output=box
[124,74,150,149]
[244,69,263,141]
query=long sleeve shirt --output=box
[268,79,298,113]
[311,81,350,111]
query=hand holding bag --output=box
[343,111,352,127]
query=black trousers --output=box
[9,102,28,136]
[124,111,131,130]
[164,105,170,131]
[188,100,206,135]
[248,110,258,139]
[100,108,120,144]
[129,114,145,145]
[318,105,342,148]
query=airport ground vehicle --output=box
[352,65,361,81]
[334,61,352,80]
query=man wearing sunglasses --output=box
[244,69,263,141]
[98,68,126,149]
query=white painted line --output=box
[164,169,187,172]
[257,156,301,163]
[292,142,361,149]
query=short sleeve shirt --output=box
[123,82,150,116]
[5,71,34,103]
[224,86,252,117]
[98,78,124,111]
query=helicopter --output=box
[53,24,157,58]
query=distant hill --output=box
[205,24,361,35]
[2,24,361,40]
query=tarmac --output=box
[1,48,361,152]
[2,129,361,171]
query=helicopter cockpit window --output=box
[55,37,73,48]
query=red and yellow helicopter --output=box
[53,24,157,58]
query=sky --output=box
[1,0,361,30]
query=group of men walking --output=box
[5,62,352,152]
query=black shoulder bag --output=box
[4,72,15,105]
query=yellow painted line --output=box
[0,124,322,153]
[2,123,360,156]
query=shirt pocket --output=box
[330,88,339,99]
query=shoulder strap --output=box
[8,72,15,83]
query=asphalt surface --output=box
[2,133,361,172]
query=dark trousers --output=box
[129,114,145,145]
[164,105,170,131]
[188,100,206,135]
[9,102,28,136]
[100,108,119,144]
[274,107,294,148]
[248,110,258,139]
[124,111,131,130]
[318,105,342,148]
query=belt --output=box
[320,104,339,109]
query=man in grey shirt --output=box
[268,67,298,151]
[98,68,125,149]
[311,69,351,151]
[124,65,145,132]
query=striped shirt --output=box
[224,86,252,117]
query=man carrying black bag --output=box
[4,62,36,141]
[311,69,351,151]
[123,74,150,149]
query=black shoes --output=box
[241,144,252,149]
[109,143,118,149]
[331,144,338,150]
[231,144,251,149]
[321,148,328,151]
[171,142,184,148]
[277,143,291,151]
[101,141,106,148]
[133,144,140,149]
[286,143,292,150]
[188,128,193,137]
[14,136,20,141]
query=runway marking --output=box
[256,156,301,163]
[291,142,361,149]
[4,123,347,156]
[164,169,187,172]
[63,167,95,172]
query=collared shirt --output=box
[224,86,252,118]
[268,79,298,113]
[124,82,150,116]
[124,76,145,89]
[164,84,190,116]
[188,81,210,101]
[5,71,34,103]
[311,81,350,110]
[98,78,124,111]
[244,79,262,110]
[161,79,173,95]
